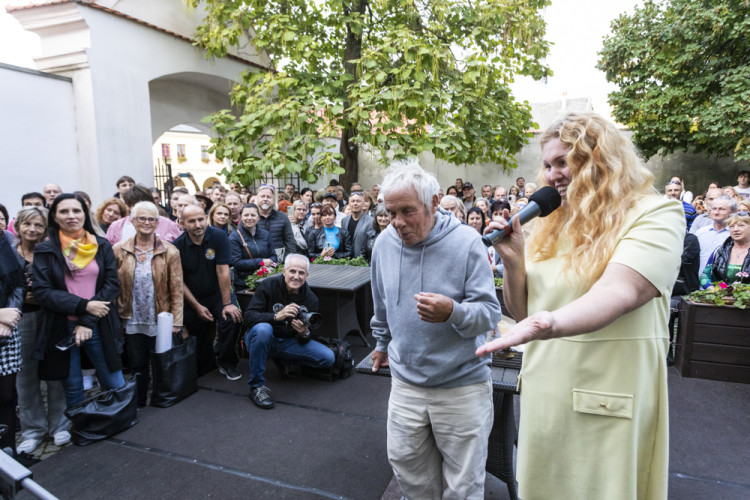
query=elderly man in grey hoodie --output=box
[370,160,502,499]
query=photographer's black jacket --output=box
[243,273,319,339]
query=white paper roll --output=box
[155,312,174,354]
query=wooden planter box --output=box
[675,299,750,384]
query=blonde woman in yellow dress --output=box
[478,112,683,500]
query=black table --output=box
[237,264,372,346]
[305,264,371,346]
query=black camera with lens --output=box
[273,304,323,331]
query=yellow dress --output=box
[517,196,685,500]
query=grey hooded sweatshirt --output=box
[370,208,502,388]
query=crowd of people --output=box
[0,120,748,498]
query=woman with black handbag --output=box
[31,193,125,408]
[113,201,183,407]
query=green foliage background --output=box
[598,0,750,162]
[188,0,551,186]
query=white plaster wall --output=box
[77,5,263,205]
[0,64,78,215]
[96,0,271,68]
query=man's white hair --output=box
[380,158,439,208]
[284,253,310,270]
[439,195,460,209]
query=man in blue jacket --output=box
[370,160,502,499]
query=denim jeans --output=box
[16,310,69,439]
[63,321,125,407]
[244,323,334,388]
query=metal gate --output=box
[153,157,174,202]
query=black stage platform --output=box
[15,340,750,499]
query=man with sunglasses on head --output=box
[665,179,697,230]
[255,185,296,260]
[341,191,373,258]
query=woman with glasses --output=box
[113,201,183,406]
[699,211,750,289]
[229,203,277,291]
[306,205,351,260]
[32,194,125,409]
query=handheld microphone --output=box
[481,186,562,247]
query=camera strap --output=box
[237,229,254,260]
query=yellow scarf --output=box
[59,229,98,270]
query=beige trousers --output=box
[387,376,494,500]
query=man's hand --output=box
[222,304,242,323]
[274,303,300,322]
[195,304,214,322]
[73,325,93,346]
[371,350,389,372]
[290,318,308,335]
[414,292,453,323]
[86,301,110,318]
[0,308,20,328]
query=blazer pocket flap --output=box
[573,389,633,419]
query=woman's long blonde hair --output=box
[527,112,657,288]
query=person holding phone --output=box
[32,194,125,408]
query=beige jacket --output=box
[113,236,183,327]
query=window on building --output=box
[161,143,170,158]
[201,145,210,161]
[177,144,186,159]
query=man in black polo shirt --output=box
[173,204,243,378]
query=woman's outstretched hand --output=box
[476,311,554,356]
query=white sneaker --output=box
[53,431,71,446]
[17,438,41,454]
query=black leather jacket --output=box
[709,236,750,284]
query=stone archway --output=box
[203,176,221,190]
[149,72,237,142]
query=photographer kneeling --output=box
[243,253,334,409]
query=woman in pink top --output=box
[32,194,125,407]
[105,185,182,246]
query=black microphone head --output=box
[528,186,562,217]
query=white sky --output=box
[1,0,641,115]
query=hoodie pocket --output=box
[572,388,633,419]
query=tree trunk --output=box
[339,0,366,191]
